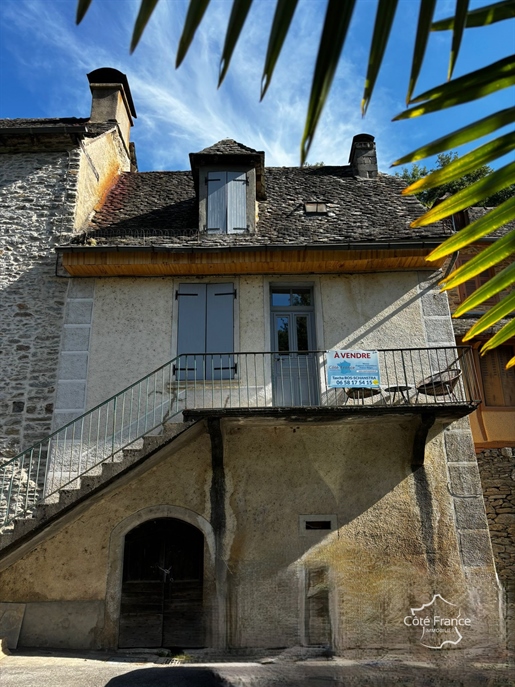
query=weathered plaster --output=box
[86,278,174,408]
[74,130,130,231]
[0,418,501,653]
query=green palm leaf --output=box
[219,0,253,87]
[392,107,515,166]
[453,261,515,317]
[462,292,515,340]
[362,0,398,115]
[76,0,94,23]
[480,318,515,354]
[410,161,515,227]
[301,0,356,165]
[261,0,299,100]
[403,132,515,194]
[440,230,515,290]
[394,57,515,119]
[432,0,515,31]
[176,0,210,68]
[407,0,437,103]
[426,197,515,260]
[131,0,160,53]
[448,0,469,80]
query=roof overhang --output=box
[56,242,445,277]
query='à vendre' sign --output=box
[326,350,381,388]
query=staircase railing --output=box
[0,354,186,527]
[0,346,480,527]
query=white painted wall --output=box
[83,271,433,409]
[86,278,174,409]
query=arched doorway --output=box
[119,518,205,648]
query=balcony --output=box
[174,345,480,417]
[1,347,480,528]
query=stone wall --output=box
[0,149,79,461]
[476,447,515,658]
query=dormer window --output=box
[206,171,248,233]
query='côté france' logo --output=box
[404,594,472,649]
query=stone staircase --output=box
[0,419,196,555]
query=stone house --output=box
[0,69,505,658]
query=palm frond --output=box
[426,197,515,260]
[453,261,515,317]
[362,0,398,115]
[219,0,253,87]
[462,292,515,340]
[440,230,515,290]
[131,0,160,53]
[261,0,299,100]
[391,107,515,166]
[432,0,515,30]
[176,0,210,68]
[301,0,356,165]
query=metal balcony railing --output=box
[0,347,480,528]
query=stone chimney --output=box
[87,68,137,149]
[349,133,378,178]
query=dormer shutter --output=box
[207,172,227,232]
[227,171,247,233]
[206,171,247,233]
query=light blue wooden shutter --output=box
[227,171,247,233]
[206,283,235,379]
[207,171,227,232]
[176,284,206,380]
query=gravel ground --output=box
[1,650,514,687]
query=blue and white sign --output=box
[326,350,381,388]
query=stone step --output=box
[0,420,196,553]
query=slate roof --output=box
[0,118,115,137]
[74,165,450,247]
[453,317,513,337]
[195,139,261,156]
[466,206,515,239]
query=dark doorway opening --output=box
[119,518,205,649]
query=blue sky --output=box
[0,0,513,172]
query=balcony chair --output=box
[415,368,462,403]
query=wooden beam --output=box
[61,248,444,277]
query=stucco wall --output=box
[74,129,131,231]
[83,271,439,411]
[85,278,174,408]
[0,418,501,654]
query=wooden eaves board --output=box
[60,247,444,276]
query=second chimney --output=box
[87,68,137,150]
[349,133,378,178]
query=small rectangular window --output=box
[299,514,337,535]
[304,202,327,215]
[305,521,332,530]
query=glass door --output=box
[271,287,318,406]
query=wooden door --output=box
[119,518,205,648]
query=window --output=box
[206,171,247,233]
[479,345,515,407]
[176,283,236,380]
[458,263,499,310]
[304,202,327,215]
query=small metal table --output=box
[384,384,413,404]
